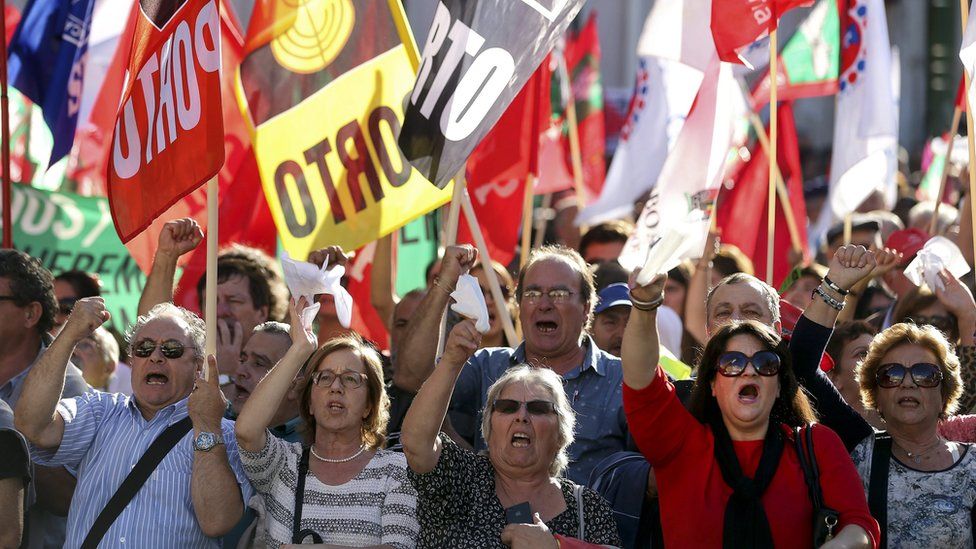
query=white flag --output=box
[637,0,714,72]
[576,58,702,226]
[826,0,897,218]
[618,57,745,271]
[960,1,976,109]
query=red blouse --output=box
[622,365,880,548]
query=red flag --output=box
[564,14,606,202]
[710,0,813,65]
[715,102,808,286]
[346,243,390,351]
[956,75,967,112]
[107,0,224,243]
[458,64,549,266]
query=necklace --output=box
[310,444,367,463]
[894,438,945,465]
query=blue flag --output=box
[8,0,95,167]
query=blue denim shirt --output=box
[448,336,629,484]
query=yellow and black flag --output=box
[236,0,452,258]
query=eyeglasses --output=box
[491,399,557,416]
[58,298,77,317]
[716,351,782,377]
[0,295,19,303]
[132,339,193,359]
[521,289,576,304]
[876,362,943,388]
[312,370,367,389]
[906,315,956,334]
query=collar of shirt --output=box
[124,395,190,427]
[0,337,46,402]
[507,336,606,379]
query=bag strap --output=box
[868,433,893,549]
[573,484,585,541]
[292,447,323,544]
[81,416,193,549]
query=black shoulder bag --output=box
[793,425,840,547]
[867,432,893,548]
[291,447,324,544]
[81,416,193,549]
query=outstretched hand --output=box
[628,268,667,305]
[934,268,976,323]
[825,245,876,291]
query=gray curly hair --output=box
[126,303,206,364]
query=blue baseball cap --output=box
[595,283,632,315]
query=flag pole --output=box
[960,0,976,273]
[931,106,963,235]
[558,53,587,212]
[203,176,218,381]
[1,0,11,249]
[766,28,779,285]
[520,175,534,269]
[461,191,519,346]
[533,193,553,249]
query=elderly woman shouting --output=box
[622,273,879,548]
[401,319,621,548]
[235,298,419,548]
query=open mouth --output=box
[897,396,920,407]
[327,402,345,413]
[737,384,759,404]
[535,321,558,334]
[146,373,169,386]
[233,384,250,399]
[512,433,531,448]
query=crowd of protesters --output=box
[2,178,976,549]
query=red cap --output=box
[885,228,930,264]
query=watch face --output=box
[195,432,216,450]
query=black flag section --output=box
[398,0,584,189]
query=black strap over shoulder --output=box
[793,426,824,508]
[81,416,193,549]
[292,447,323,544]
[868,433,893,549]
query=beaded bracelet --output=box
[813,285,844,310]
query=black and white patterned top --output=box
[851,433,976,548]
[408,434,621,548]
[240,433,419,549]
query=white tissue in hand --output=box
[903,236,971,292]
[280,252,354,329]
[636,219,705,286]
[450,274,491,334]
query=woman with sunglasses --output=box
[622,273,878,548]
[235,299,419,548]
[845,322,976,547]
[401,318,621,548]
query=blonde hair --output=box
[300,334,390,449]
[481,365,575,477]
[856,323,963,418]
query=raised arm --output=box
[401,319,481,474]
[137,218,204,316]
[189,356,244,537]
[621,272,666,390]
[235,299,318,453]
[802,245,875,329]
[370,234,398,331]
[393,245,477,392]
[14,298,109,448]
[934,269,976,413]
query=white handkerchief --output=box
[903,236,971,292]
[280,252,353,329]
[450,274,491,334]
[636,218,705,286]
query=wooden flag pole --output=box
[558,53,587,212]
[931,106,963,235]
[746,111,804,255]
[203,177,218,381]
[533,193,553,249]
[843,213,853,245]
[960,0,976,276]
[442,169,468,247]
[461,191,519,346]
[766,28,779,285]
[1,0,11,249]
[520,175,535,269]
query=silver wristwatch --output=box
[193,431,225,452]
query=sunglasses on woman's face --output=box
[132,339,191,359]
[716,351,781,377]
[491,399,556,416]
[875,362,943,388]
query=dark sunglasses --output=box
[716,351,782,377]
[132,339,192,359]
[876,363,943,388]
[491,399,556,416]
